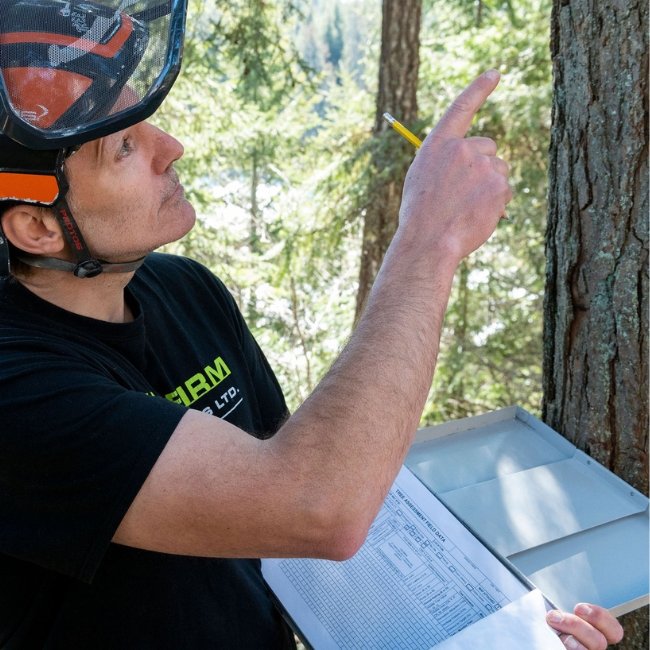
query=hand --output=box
[398,69,512,264]
[546,603,624,649]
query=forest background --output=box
[157,0,550,423]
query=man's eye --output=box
[119,137,134,157]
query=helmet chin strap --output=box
[16,251,146,276]
[1,213,146,277]
[1,151,146,278]
[15,195,147,278]
[23,153,146,278]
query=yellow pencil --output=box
[383,112,422,149]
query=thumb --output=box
[432,70,500,139]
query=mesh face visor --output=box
[0,0,187,150]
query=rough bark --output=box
[355,0,421,322]
[543,1,648,647]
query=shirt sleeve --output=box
[0,347,187,583]
[202,270,289,435]
[166,256,289,436]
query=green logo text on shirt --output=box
[164,356,232,407]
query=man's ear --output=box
[1,204,65,255]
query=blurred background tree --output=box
[355,0,421,321]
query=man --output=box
[0,1,625,648]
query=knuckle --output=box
[450,98,471,116]
[476,155,492,173]
[444,139,468,163]
[496,175,511,196]
[456,139,474,160]
[468,156,486,172]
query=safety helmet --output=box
[0,0,187,277]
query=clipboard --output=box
[405,406,649,617]
[263,407,648,648]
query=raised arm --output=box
[114,70,512,560]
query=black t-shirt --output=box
[0,253,295,649]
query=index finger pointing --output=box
[433,69,501,139]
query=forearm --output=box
[269,71,510,550]
[273,229,460,543]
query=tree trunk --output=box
[543,1,648,646]
[355,0,421,322]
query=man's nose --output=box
[150,125,184,174]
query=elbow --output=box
[319,524,368,561]
[302,501,373,561]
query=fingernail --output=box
[547,610,563,624]
[485,69,500,81]
[575,603,593,617]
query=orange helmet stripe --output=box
[0,17,134,59]
[0,172,59,204]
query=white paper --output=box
[433,589,564,650]
[262,466,536,649]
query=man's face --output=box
[62,121,196,262]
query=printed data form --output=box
[262,467,531,649]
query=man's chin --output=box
[172,202,197,241]
[151,205,197,251]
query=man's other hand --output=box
[546,603,625,649]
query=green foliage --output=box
[153,0,551,420]
[418,0,551,422]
